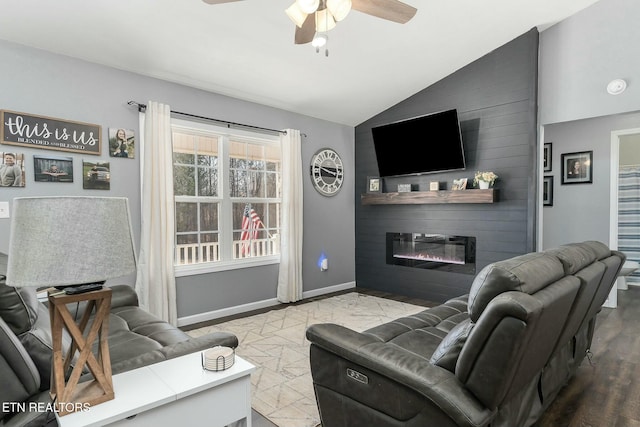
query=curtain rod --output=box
[127,101,306,137]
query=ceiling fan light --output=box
[312,33,328,48]
[296,0,319,14]
[326,0,351,21]
[285,2,307,27]
[315,9,336,32]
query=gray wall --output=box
[0,40,355,321]
[354,29,539,303]
[542,112,640,249]
[539,0,640,250]
[538,0,640,126]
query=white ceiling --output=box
[0,0,601,126]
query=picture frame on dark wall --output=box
[543,143,552,172]
[561,150,593,185]
[543,176,554,206]
[452,178,467,190]
[367,176,382,193]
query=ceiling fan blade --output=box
[351,0,417,24]
[202,0,244,4]
[295,14,316,45]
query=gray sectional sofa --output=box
[0,252,238,427]
[306,241,624,427]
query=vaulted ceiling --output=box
[0,0,601,126]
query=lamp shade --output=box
[6,196,137,288]
[296,0,319,14]
[326,0,351,21]
[285,2,308,27]
[315,8,336,32]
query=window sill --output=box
[174,255,280,277]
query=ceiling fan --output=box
[202,0,417,47]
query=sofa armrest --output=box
[108,284,139,308]
[306,323,493,427]
[159,332,239,359]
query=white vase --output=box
[479,181,490,189]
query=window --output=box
[172,120,281,274]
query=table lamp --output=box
[5,196,137,415]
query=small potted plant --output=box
[474,171,498,189]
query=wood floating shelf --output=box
[361,189,498,205]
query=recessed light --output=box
[607,79,627,95]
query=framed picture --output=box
[543,176,554,206]
[1,110,101,155]
[0,151,26,187]
[109,128,136,159]
[367,176,381,193]
[83,160,111,190]
[33,155,73,183]
[561,151,593,185]
[452,178,467,190]
[543,143,552,172]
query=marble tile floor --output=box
[186,290,429,427]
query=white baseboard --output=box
[302,281,356,299]
[177,281,356,327]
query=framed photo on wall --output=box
[543,143,552,172]
[0,151,26,187]
[109,128,136,159]
[561,151,593,185]
[543,176,554,206]
[33,155,73,183]
[367,176,382,193]
[83,160,111,190]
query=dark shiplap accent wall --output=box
[355,29,539,303]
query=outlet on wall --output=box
[0,201,9,219]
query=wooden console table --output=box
[48,287,114,416]
[361,189,498,205]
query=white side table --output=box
[57,352,255,427]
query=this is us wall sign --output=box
[0,110,101,155]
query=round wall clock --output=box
[310,148,344,197]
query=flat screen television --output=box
[371,109,466,177]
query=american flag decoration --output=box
[240,204,262,256]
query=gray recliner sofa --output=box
[0,253,238,426]
[306,241,624,427]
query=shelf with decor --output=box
[361,189,498,205]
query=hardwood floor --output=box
[535,286,640,427]
[186,286,639,427]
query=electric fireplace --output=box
[386,233,476,274]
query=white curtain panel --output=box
[135,101,178,325]
[277,129,304,303]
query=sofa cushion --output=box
[110,305,191,345]
[467,252,565,322]
[430,318,473,373]
[578,240,611,260]
[544,243,597,275]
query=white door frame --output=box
[606,127,640,308]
